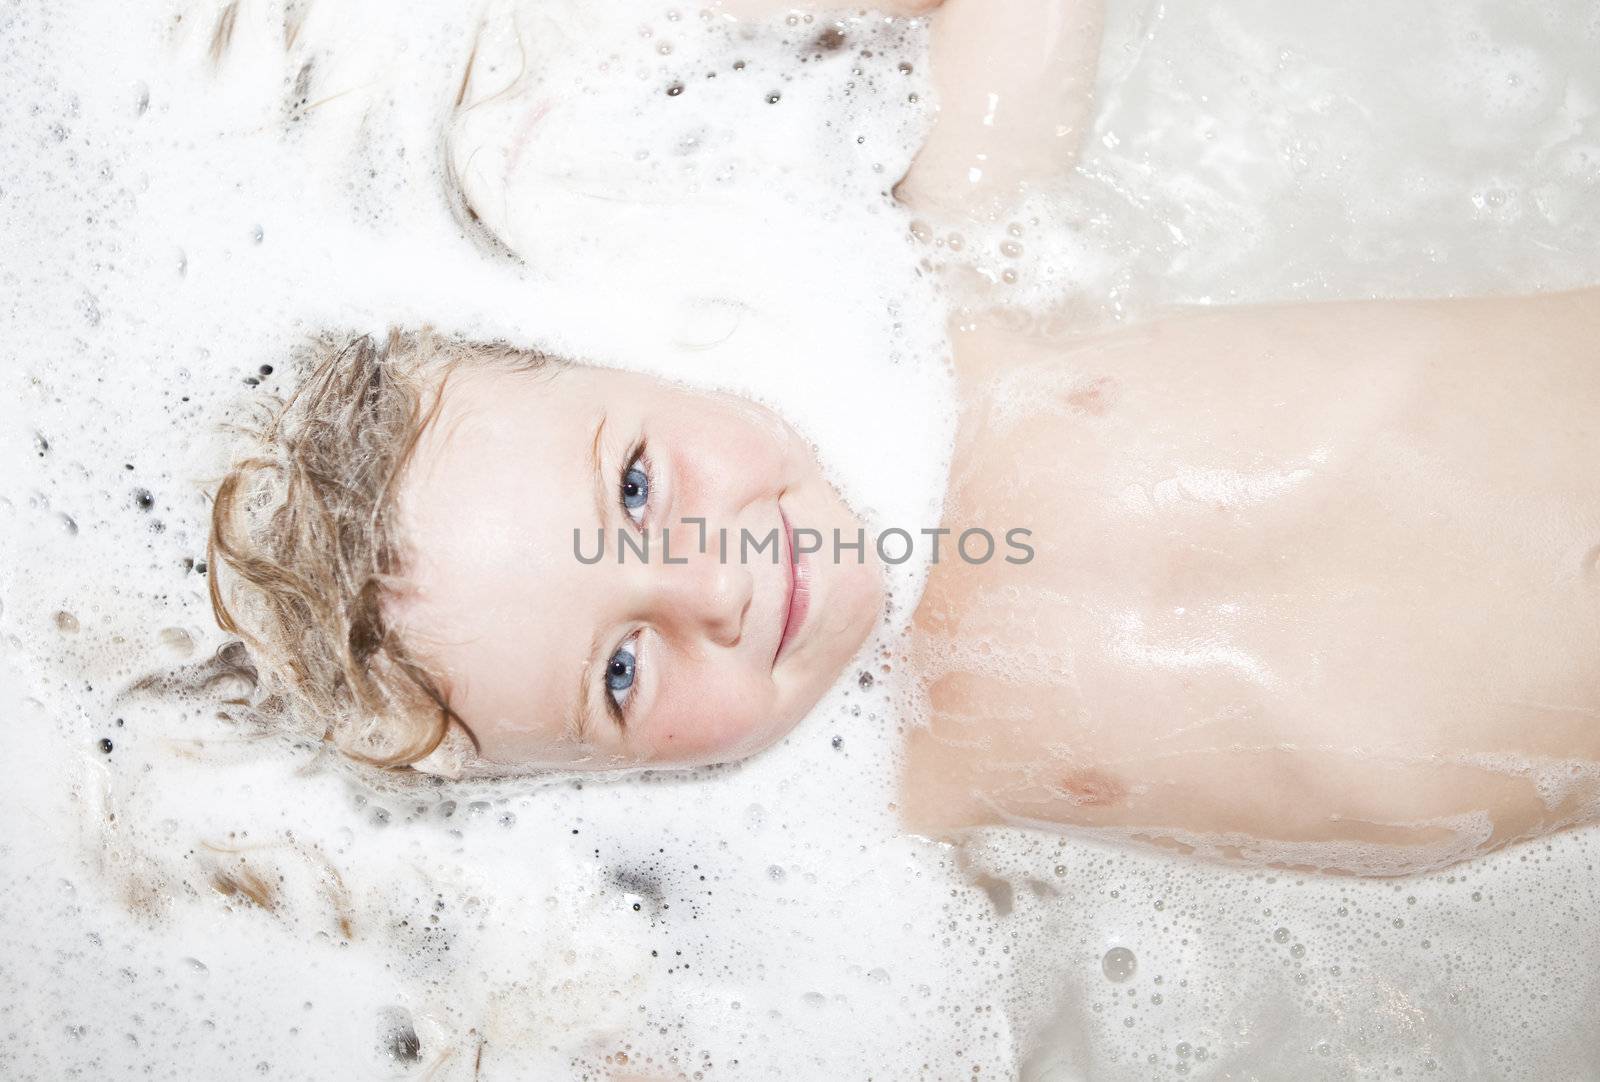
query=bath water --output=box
[2,0,1597,1078]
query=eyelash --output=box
[617,439,651,529]
[605,632,641,724]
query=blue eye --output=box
[619,444,649,525]
[606,638,638,712]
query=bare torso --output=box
[447,0,1600,874]
[902,290,1600,874]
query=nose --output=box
[644,533,753,648]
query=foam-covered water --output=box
[3,0,1598,1078]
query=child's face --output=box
[390,363,884,770]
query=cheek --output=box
[645,665,775,762]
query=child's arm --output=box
[896,0,1105,223]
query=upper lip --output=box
[775,504,795,665]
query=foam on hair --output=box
[207,329,552,767]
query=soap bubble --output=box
[1102,946,1137,982]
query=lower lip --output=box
[776,506,811,664]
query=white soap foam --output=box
[4,0,1599,1078]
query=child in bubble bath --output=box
[209,0,1600,876]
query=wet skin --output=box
[390,363,884,769]
[902,291,1600,875]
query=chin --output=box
[743,715,808,761]
[839,556,887,664]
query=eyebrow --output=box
[569,412,609,743]
[590,410,609,532]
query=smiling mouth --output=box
[775,504,810,665]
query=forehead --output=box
[402,363,593,587]
[389,362,603,753]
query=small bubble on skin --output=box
[55,611,80,633]
[897,61,912,75]
[97,738,113,754]
[133,488,154,511]
[999,239,1023,259]
[1101,946,1137,982]
[765,91,782,104]
[251,224,264,244]
[831,735,842,750]
[767,864,786,881]
[666,81,684,97]
[946,232,964,252]
[1290,943,1306,959]
[1273,927,1291,943]
[858,671,874,689]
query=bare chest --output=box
[896,306,1600,872]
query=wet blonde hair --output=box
[207,329,554,767]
